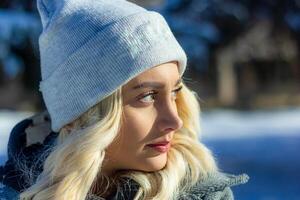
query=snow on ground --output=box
[201,107,300,140]
[1,107,300,160]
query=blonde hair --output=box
[20,82,217,200]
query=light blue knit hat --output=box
[37,0,187,132]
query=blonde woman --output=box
[0,0,248,199]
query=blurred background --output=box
[0,0,300,199]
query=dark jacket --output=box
[0,112,249,200]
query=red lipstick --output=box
[146,142,170,153]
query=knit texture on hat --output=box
[37,0,187,132]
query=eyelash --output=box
[138,85,183,103]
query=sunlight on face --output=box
[102,61,183,175]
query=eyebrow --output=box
[132,78,182,90]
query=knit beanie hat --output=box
[37,0,187,132]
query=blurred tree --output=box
[0,0,300,109]
[153,0,300,107]
[0,0,11,9]
[0,63,5,85]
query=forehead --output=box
[125,62,180,87]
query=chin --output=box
[142,154,168,172]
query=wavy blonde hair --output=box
[20,82,217,200]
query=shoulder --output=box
[178,172,249,200]
[1,111,58,192]
[0,182,20,200]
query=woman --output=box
[0,0,248,199]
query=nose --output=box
[157,100,183,133]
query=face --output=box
[102,61,183,176]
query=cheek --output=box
[121,106,156,144]
[107,106,155,157]
[105,106,168,172]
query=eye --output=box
[138,91,158,103]
[137,85,183,104]
[171,85,183,99]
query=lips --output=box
[147,141,170,147]
[146,142,170,153]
